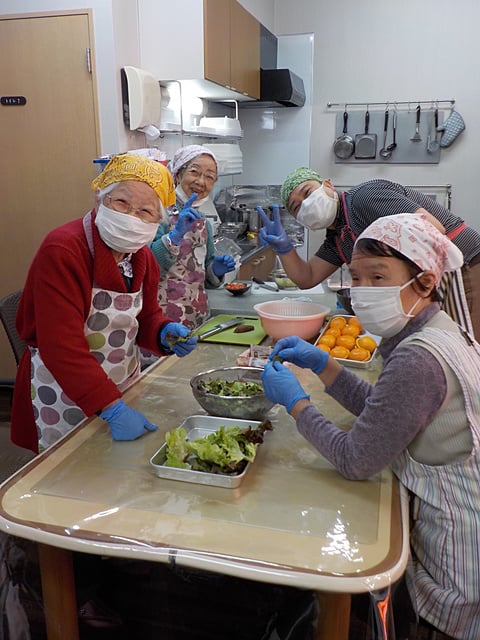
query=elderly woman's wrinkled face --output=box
[178,154,217,201]
[103,181,162,223]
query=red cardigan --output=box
[11,211,172,452]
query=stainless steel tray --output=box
[150,415,262,488]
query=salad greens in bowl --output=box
[190,366,274,420]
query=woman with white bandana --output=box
[257,167,480,340]
[149,145,236,330]
[261,213,480,640]
[11,153,197,453]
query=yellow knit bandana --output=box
[91,153,176,206]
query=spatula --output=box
[410,105,422,142]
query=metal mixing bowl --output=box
[190,367,274,420]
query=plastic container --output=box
[254,300,330,340]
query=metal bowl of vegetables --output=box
[190,366,274,420]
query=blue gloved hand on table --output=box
[212,254,236,277]
[100,400,158,441]
[256,204,294,255]
[270,336,329,374]
[159,322,197,357]
[168,194,201,245]
[261,360,310,413]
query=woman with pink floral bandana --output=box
[262,213,480,640]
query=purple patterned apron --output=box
[157,214,209,331]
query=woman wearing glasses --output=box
[150,145,236,330]
[11,153,197,453]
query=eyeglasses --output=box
[184,167,217,185]
[103,194,161,222]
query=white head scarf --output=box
[167,145,218,184]
[356,213,464,284]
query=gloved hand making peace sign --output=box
[256,204,294,255]
[168,194,201,245]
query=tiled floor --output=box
[0,388,453,640]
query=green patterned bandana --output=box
[280,167,323,211]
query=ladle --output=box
[379,108,390,158]
[380,110,397,159]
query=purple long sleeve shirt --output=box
[296,304,447,480]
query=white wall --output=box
[238,0,275,31]
[274,0,480,230]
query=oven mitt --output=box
[436,110,465,148]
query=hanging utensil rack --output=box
[328,100,455,164]
[326,99,455,111]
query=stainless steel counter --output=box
[208,285,339,317]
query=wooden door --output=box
[203,0,230,88]
[0,12,100,378]
[230,0,260,98]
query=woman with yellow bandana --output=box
[11,153,197,453]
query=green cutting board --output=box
[194,314,267,345]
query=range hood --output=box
[259,68,305,107]
[241,26,306,108]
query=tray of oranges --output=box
[315,315,380,368]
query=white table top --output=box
[0,342,409,594]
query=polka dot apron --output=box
[31,212,142,450]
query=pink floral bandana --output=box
[356,213,464,284]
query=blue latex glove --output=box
[262,360,310,413]
[100,400,157,441]
[270,336,329,374]
[212,254,236,277]
[168,194,201,245]
[256,204,293,255]
[159,322,198,357]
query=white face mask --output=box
[176,185,209,209]
[296,185,338,230]
[95,204,159,254]
[350,276,422,338]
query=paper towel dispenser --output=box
[121,66,161,130]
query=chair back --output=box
[0,290,27,366]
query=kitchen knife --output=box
[197,317,245,341]
[252,277,279,292]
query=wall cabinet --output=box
[204,0,260,99]
[138,0,260,101]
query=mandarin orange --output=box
[329,316,347,330]
[356,336,377,352]
[318,334,336,348]
[330,345,350,359]
[336,334,356,350]
[341,324,361,338]
[348,347,371,361]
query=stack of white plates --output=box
[204,143,243,174]
[199,116,243,137]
